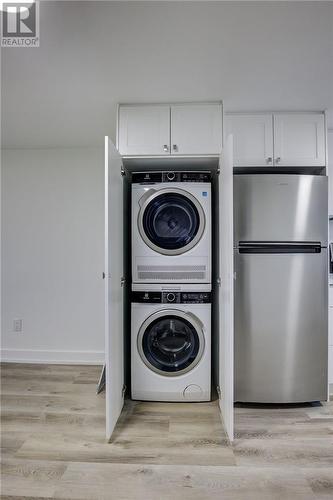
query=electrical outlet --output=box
[13,319,23,332]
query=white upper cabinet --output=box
[117,102,223,156]
[118,105,170,156]
[226,114,273,167]
[170,103,223,155]
[227,112,326,168]
[274,113,326,167]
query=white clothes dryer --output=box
[132,171,211,284]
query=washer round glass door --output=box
[138,188,205,256]
[138,310,205,376]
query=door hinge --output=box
[96,365,106,394]
[216,385,222,398]
[103,272,111,279]
[121,166,125,177]
[120,277,126,287]
[233,271,237,280]
[217,277,222,287]
[122,384,126,397]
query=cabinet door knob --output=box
[275,157,281,163]
[266,157,273,164]
[163,144,169,152]
[172,144,178,152]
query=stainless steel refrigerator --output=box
[234,174,328,403]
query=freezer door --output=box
[234,249,328,403]
[234,175,328,245]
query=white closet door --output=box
[328,131,333,216]
[105,137,124,440]
[218,134,234,442]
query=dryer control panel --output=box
[132,171,211,184]
[132,291,211,304]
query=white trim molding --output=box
[0,349,105,365]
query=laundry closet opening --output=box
[119,157,225,434]
[105,131,234,443]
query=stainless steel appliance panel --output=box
[234,175,328,246]
[235,249,328,403]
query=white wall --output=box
[1,148,105,364]
[2,1,333,149]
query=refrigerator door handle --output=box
[238,242,322,254]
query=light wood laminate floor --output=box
[1,363,332,499]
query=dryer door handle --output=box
[138,188,156,207]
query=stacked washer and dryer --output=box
[131,170,212,402]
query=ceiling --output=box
[1,1,333,149]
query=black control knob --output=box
[166,292,176,303]
[167,172,175,181]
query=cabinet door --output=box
[118,105,170,156]
[274,113,326,167]
[171,103,222,155]
[226,114,273,167]
[218,134,234,442]
[105,137,125,440]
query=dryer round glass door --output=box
[138,188,205,256]
[138,310,205,376]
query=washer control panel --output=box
[132,171,211,184]
[132,291,211,304]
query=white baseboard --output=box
[0,349,105,365]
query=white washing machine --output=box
[132,171,211,284]
[131,284,211,402]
